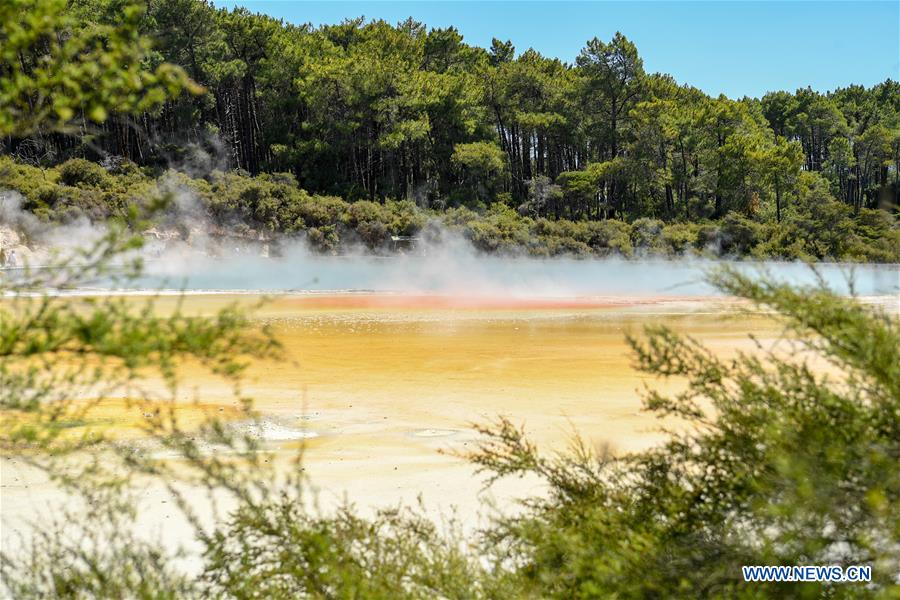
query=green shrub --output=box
[752,222,813,261]
[849,209,900,262]
[306,224,339,252]
[385,200,425,236]
[441,206,479,228]
[461,270,900,596]
[717,212,762,256]
[661,222,700,255]
[57,158,108,188]
[694,222,719,252]
[584,220,633,257]
[466,219,504,252]
[630,217,665,251]
[355,220,388,248]
[544,236,592,256]
[297,196,348,229]
[343,200,386,228]
[0,156,55,206]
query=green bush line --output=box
[2,156,897,262]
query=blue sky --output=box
[213,1,899,98]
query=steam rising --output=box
[134,245,899,298]
[3,188,898,299]
[1,190,107,258]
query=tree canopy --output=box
[2,0,897,223]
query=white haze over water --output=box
[132,241,899,299]
[3,188,898,299]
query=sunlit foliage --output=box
[0,0,198,137]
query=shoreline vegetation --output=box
[1,0,897,264]
[1,155,898,263]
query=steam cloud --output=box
[3,186,898,299]
[134,244,898,298]
[1,190,108,260]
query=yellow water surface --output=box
[2,293,787,532]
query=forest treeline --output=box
[1,0,898,258]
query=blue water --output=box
[125,252,899,298]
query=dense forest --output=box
[1,0,898,260]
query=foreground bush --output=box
[468,269,899,597]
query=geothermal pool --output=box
[2,293,795,537]
[2,257,897,552]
